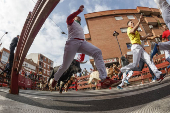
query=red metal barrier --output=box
[25,78,32,89]
[10,0,60,94]
[18,74,25,88]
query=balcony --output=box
[152,28,163,36]
[136,7,152,16]
[144,17,158,26]
[157,17,165,24]
[150,8,161,16]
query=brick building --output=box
[84,6,165,67]
[26,53,54,80]
[0,48,38,73]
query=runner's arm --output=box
[130,14,143,33]
[67,5,84,25]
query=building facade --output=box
[84,6,165,67]
[26,53,54,80]
[0,48,10,64]
[0,48,38,73]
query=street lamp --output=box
[113,31,122,56]
[0,32,8,42]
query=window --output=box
[155,38,161,42]
[138,27,142,32]
[145,15,152,17]
[48,65,49,69]
[120,28,128,33]
[115,16,123,20]
[47,71,50,75]
[22,62,25,66]
[126,43,132,49]
[44,63,46,68]
[127,15,135,19]
[25,63,28,67]
[44,58,46,62]
[141,40,149,47]
[1,51,9,64]
[48,59,50,63]
[149,25,153,29]
[51,62,53,67]
[44,69,46,74]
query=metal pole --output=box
[0,32,8,42]
[115,35,123,56]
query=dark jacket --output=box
[10,37,18,50]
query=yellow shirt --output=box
[127,27,141,45]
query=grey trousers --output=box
[54,39,107,81]
[120,44,161,78]
[156,0,170,50]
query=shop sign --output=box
[104,58,117,64]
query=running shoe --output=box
[124,80,130,84]
[117,86,123,90]
[151,76,157,83]
[157,74,166,83]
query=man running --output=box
[119,14,165,88]
[151,0,170,57]
[52,5,115,88]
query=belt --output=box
[132,43,145,50]
[74,38,84,41]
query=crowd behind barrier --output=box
[0,54,169,92]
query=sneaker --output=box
[151,76,157,83]
[124,80,130,84]
[117,86,123,90]
[157,74,166,83]
[52,79,57,88]
[151,43,158,59]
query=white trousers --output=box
[119,70,133,87]
[155,0,170,50]
[54,39,107,81]
[158,41,170,50]
[120,44,161,78]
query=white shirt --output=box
[67,21,85,40]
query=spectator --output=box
[83,68,88,76]
[8,35,19,71]
[89,68,93,74]
[81,72,84,76]
[118,54,129,80]
[78,72,82,77]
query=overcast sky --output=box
[0,0,169,71]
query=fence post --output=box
[9,68,19,94]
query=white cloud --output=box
[0,0,68,67]
[93,4,111,12]
[139,0,159,8]
[60,0,64,3]
[83,25,89,34]
[0,0,35,50]
[84,0,111,13]
[70,9,76,14]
